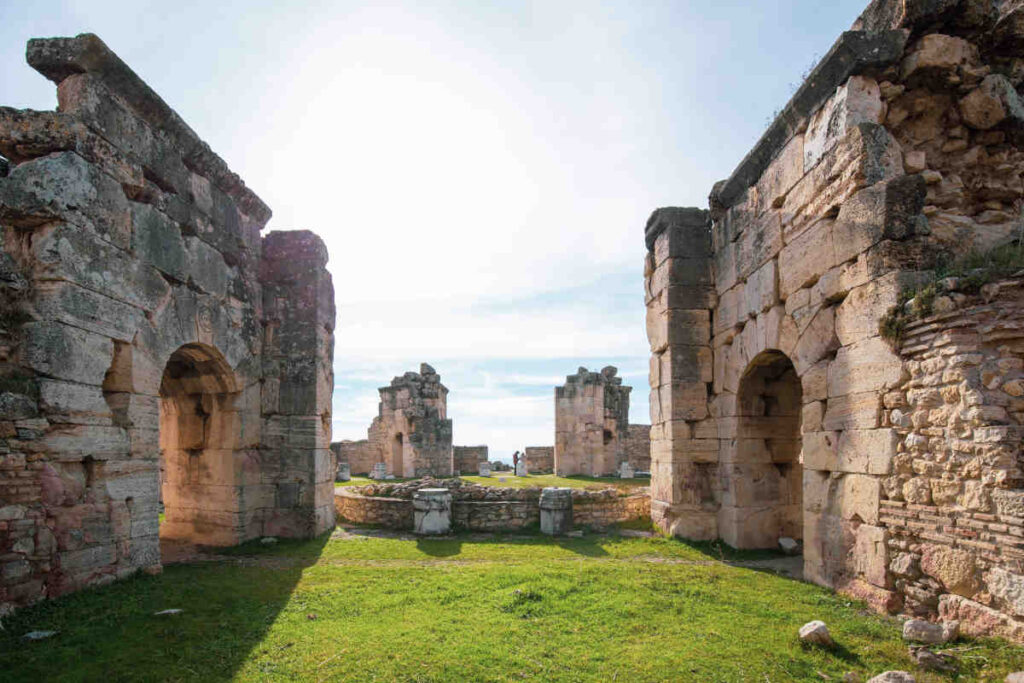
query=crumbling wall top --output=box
[25,33,271,225]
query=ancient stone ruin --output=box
[524,446,554,473]
[453,445,488,475]
[330,439,376,476]
[645,0,1024,640]
[0,35,336,611]
[363,363,453,477]
[554,366,650,476]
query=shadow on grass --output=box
[411,529,611,558]
[0,531,331,682]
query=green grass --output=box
[2,531,1022,682]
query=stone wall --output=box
[644,0,1024,636]
[624,424,651,471]
[331,440,378,475]
[0,34,335,612]
[334,482,650,532]
[367,363,453,477]
[878,278,1024,641]
[525,446,554,473]
[453,445,488,474]
[555,366,631,476]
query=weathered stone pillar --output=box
[336,463,351,482]
[540,487,573,535]
[479,462,491,477]
[413,488,452,535]
[644,207,717,539]
[260,231,337,537]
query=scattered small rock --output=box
[260,537,278,545]
[910,646,957,673]
[306,613,318,621]
[842,673,861,683]
[779,537,800,555]
[22,630,58,641]
[154,609,183,616]
[567,530,583,538]
[1007,674,1024,683]
[901,618,958,644]
[799,620,834,647]
[866,673,914,683]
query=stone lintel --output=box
[26,33,272,225]
[644,206,710,251]
[711,29,908,210]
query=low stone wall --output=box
[574,492,651,527]
[334,481,650,532]
[335,491,412,528]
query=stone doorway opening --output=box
[158,344,241,549]
[721,350,803,549]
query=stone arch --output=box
[719,350,803,549]
[158,343,244,547]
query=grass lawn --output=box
[2,530,1022,682]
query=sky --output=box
[1,0,866,462]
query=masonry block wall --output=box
[0,34,335,612]
[367,363,453,477]
[525,446,554,473]
[331,440,378,475]
[645,0,1024,640]
[453,445,488,474]
[554,366,630,476]
[625,424,651,471]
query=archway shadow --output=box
[0,531,331,681]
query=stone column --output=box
[644,207,717,539]
[479,462,491,477]
[540,487,573,535]
[413,488,452,535]
[336,463,351,482]
[260,231,337,537]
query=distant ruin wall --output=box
[624,424,651,471]
[370,363,453,477]
[453,445,488,474]
[331,440,379,475]
[525,446,554,473]
[644,0,1024,640]
[0,34,335,612]
[554,366,630,476]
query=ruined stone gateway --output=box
[0,35,336,611]
[646,0,1024,640]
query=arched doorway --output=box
[158,343,241,548]
[720,350,803,549]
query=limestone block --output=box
[719,463,783,507]
[651,213,711,266]
[646,308,710,353]
[720,437,771,464]
[960,74,1024,130]
[718,504,781,549]
[655,381,708,421]
[832,175,927,265]
[0,150,130,248]
[782,123,903,239]
[713,285,744,335]
[802,401,824,433]
[901,33,978,82]
[801,359,829,403]
[854,523,890,588]
[836,272,919,346]
[922,545,981,598]
[823,391,882,431]
[24,321,113,386]
[756,134,805,213]
[714,239,738,294]
[779,218,836,297]
[987,567,1024,617]
[183,236,228,298]
[803,431,839,471]
[38,379,112,425]
[131,203,186,282]
[804,76,884,171]
[837,473,881,525]
[828,337,903,397]
[744,258,778,318]
[792,307,840,375]
[734,212,783,282]
[650,345,712,385]
[36,424,129,461]
[649,257,712,297]
[33,280,144,343]
[838,429,896,475]
[31,222,171,313]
